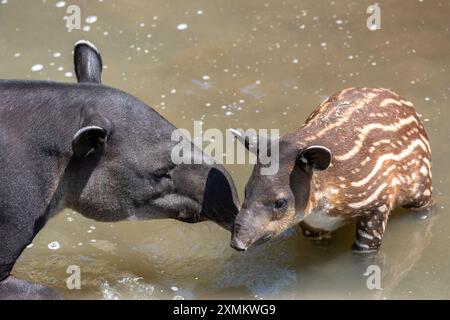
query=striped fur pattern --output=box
[297,87,432,251]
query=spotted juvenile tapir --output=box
[0,41,240,299]
[230,87,432,253]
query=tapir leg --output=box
[0,222,62,300]
[352,210,389,253]
[0,193,62,299]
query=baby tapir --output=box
[230,87,432,253]
[0,41,239,299]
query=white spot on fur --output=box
[420,165,428,176]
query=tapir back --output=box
[298,87,432,219]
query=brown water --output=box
[1,0,449,299]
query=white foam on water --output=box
[177,23,188,30]
[31,64,43,72]
[86,16,97,24]
[48,241,60,250]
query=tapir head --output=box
[64,41,239,230]
[229,130,332,251]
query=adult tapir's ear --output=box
[74,40,102,83]
[72,126,108,158]
[298,145,332,171]
[72,111,111,158]
[229,129,269,155]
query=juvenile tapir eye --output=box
[274,199,288,211]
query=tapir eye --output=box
[274,199,288,211]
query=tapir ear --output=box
[229,129,269,155]
[298,145,332,171]
[74,40,102,83]
[72,126,108,158]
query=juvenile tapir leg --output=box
[352,209,389,253]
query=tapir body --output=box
[0,41,239,299]
[231,87,432,253]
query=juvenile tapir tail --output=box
[74,40,102,83]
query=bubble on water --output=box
[55,1,65,8]
[177,23,188,30]
[320,42,327,47]
[31,64,43,72]
[14,52,20,58]
[424,97,430,101]
[66,217,74,222]
[197,10,203,15]
[26,243,34,249]
[292,58,299,64]
[225,111,234,116]
[173,295,185,300]
[64,72,73,77]
[202,75,210,81]
[348,55,354,60]
[139,22,145,27]
[48,241,60,250]
[170,286,179,292]
[1,0,8,4]
[53,52,61,58]
[86,16,97,24]
[83,25,91,32]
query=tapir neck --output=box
[0,80,104,217]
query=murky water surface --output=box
[1,0,449,299]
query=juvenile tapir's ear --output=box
[74,40,102,83]
[72,126,108,158]
[229,129,269,155]
[298,145,332,171]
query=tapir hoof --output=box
[351,242,379,254]
[0,276,63,300]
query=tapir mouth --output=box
[230,231,274,251]
[151,193,202,221]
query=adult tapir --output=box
[0,41,240,299]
